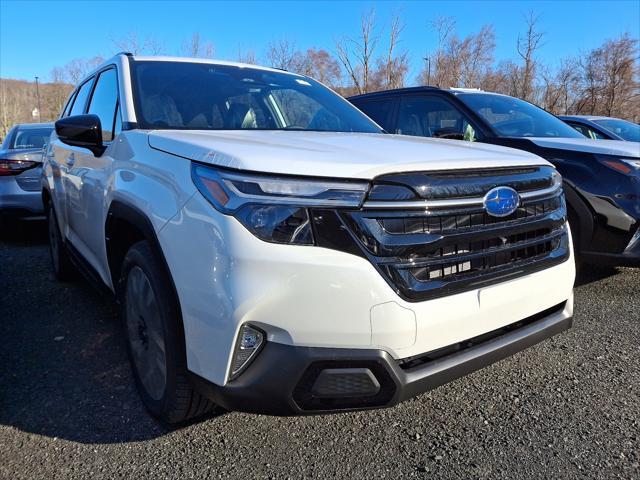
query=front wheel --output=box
[120,241,215,424]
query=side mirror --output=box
[433,127,464,141]
[55,114,105,156]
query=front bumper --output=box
[582,226,640,267]
[189,300,573,415]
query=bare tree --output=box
[428,16,456,87]
[335,9,379,94]
[237,47,257,65]
[181,33,214,58]
[516,11,544,101]
[421,20,495,89]
[372,15,409,90]
[266,39,299,70]
[112,31,164,55]
[574,33,639,119]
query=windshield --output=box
[11,127,53,149]
[592,118,640,142]
[130,61,381,133]
[457,93,583,139]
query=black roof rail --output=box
[347,85,441,100]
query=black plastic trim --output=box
[188,302,572,416]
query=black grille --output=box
[340,166,570,301]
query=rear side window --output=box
[87,68,119,141]
[353,99,395,131]
[69,79,94,116]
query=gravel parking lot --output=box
[0,221,638,480]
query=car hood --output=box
[148,130,548,179]
[528,137,640,158]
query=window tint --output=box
[355,99,395,131]
[593,118,640,142]
[11,127,53,149]
[569,123,606,140]
[130,61,380,133]
[457,93,583,138]
[62,91,76,118]
[88,69,119,141]
[114,103,122,136]
[69,78,94,116]
[397,96,479,141]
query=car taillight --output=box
[0,159,38,176]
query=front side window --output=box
[87,68,119,141]
[592,118,640,142]
[569,123,606,140]
[397,96,479,141]
[129,61,381,133]
[69,78,95,116]
[458,93,583,139]
[11,127,54,149]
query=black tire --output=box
[119,240,215,424]
[47,205,76,281]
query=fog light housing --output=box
[229,324,265,381]
[624,226,640,253]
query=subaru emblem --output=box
[483,186,520,218]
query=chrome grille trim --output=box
[362,184,562,210]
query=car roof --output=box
[559,115,622,122]
[87,52,297,78]
[347,86,508,101]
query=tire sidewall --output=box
[119,241,186,420]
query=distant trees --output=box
[1,10,638,140]
[421,17,496,89]
[334,9,409,95]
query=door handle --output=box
[65,153,75,166]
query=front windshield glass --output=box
[11,127,53,149]
[592,118,640,142]
[457,93,583,138]
[130,61,381,133]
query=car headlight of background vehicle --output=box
[192,163,369,245]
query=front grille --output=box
[339,166,570,301]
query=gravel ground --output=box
[0,221,638,480]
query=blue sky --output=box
[1,0,638,82]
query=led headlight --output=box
[192,163,369,245]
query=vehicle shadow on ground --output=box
[574,263,622,287]
[0,220,222,444]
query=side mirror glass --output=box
[55,114,105,156]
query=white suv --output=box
[43,54,575,424]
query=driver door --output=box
[396,95,481,142]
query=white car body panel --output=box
[148,129,548,179]
[160,190,575,385]
[43,53,576,404]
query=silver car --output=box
[0,122,54,219]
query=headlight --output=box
[192,163,369,244]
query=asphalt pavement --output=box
[0,220,638,479]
